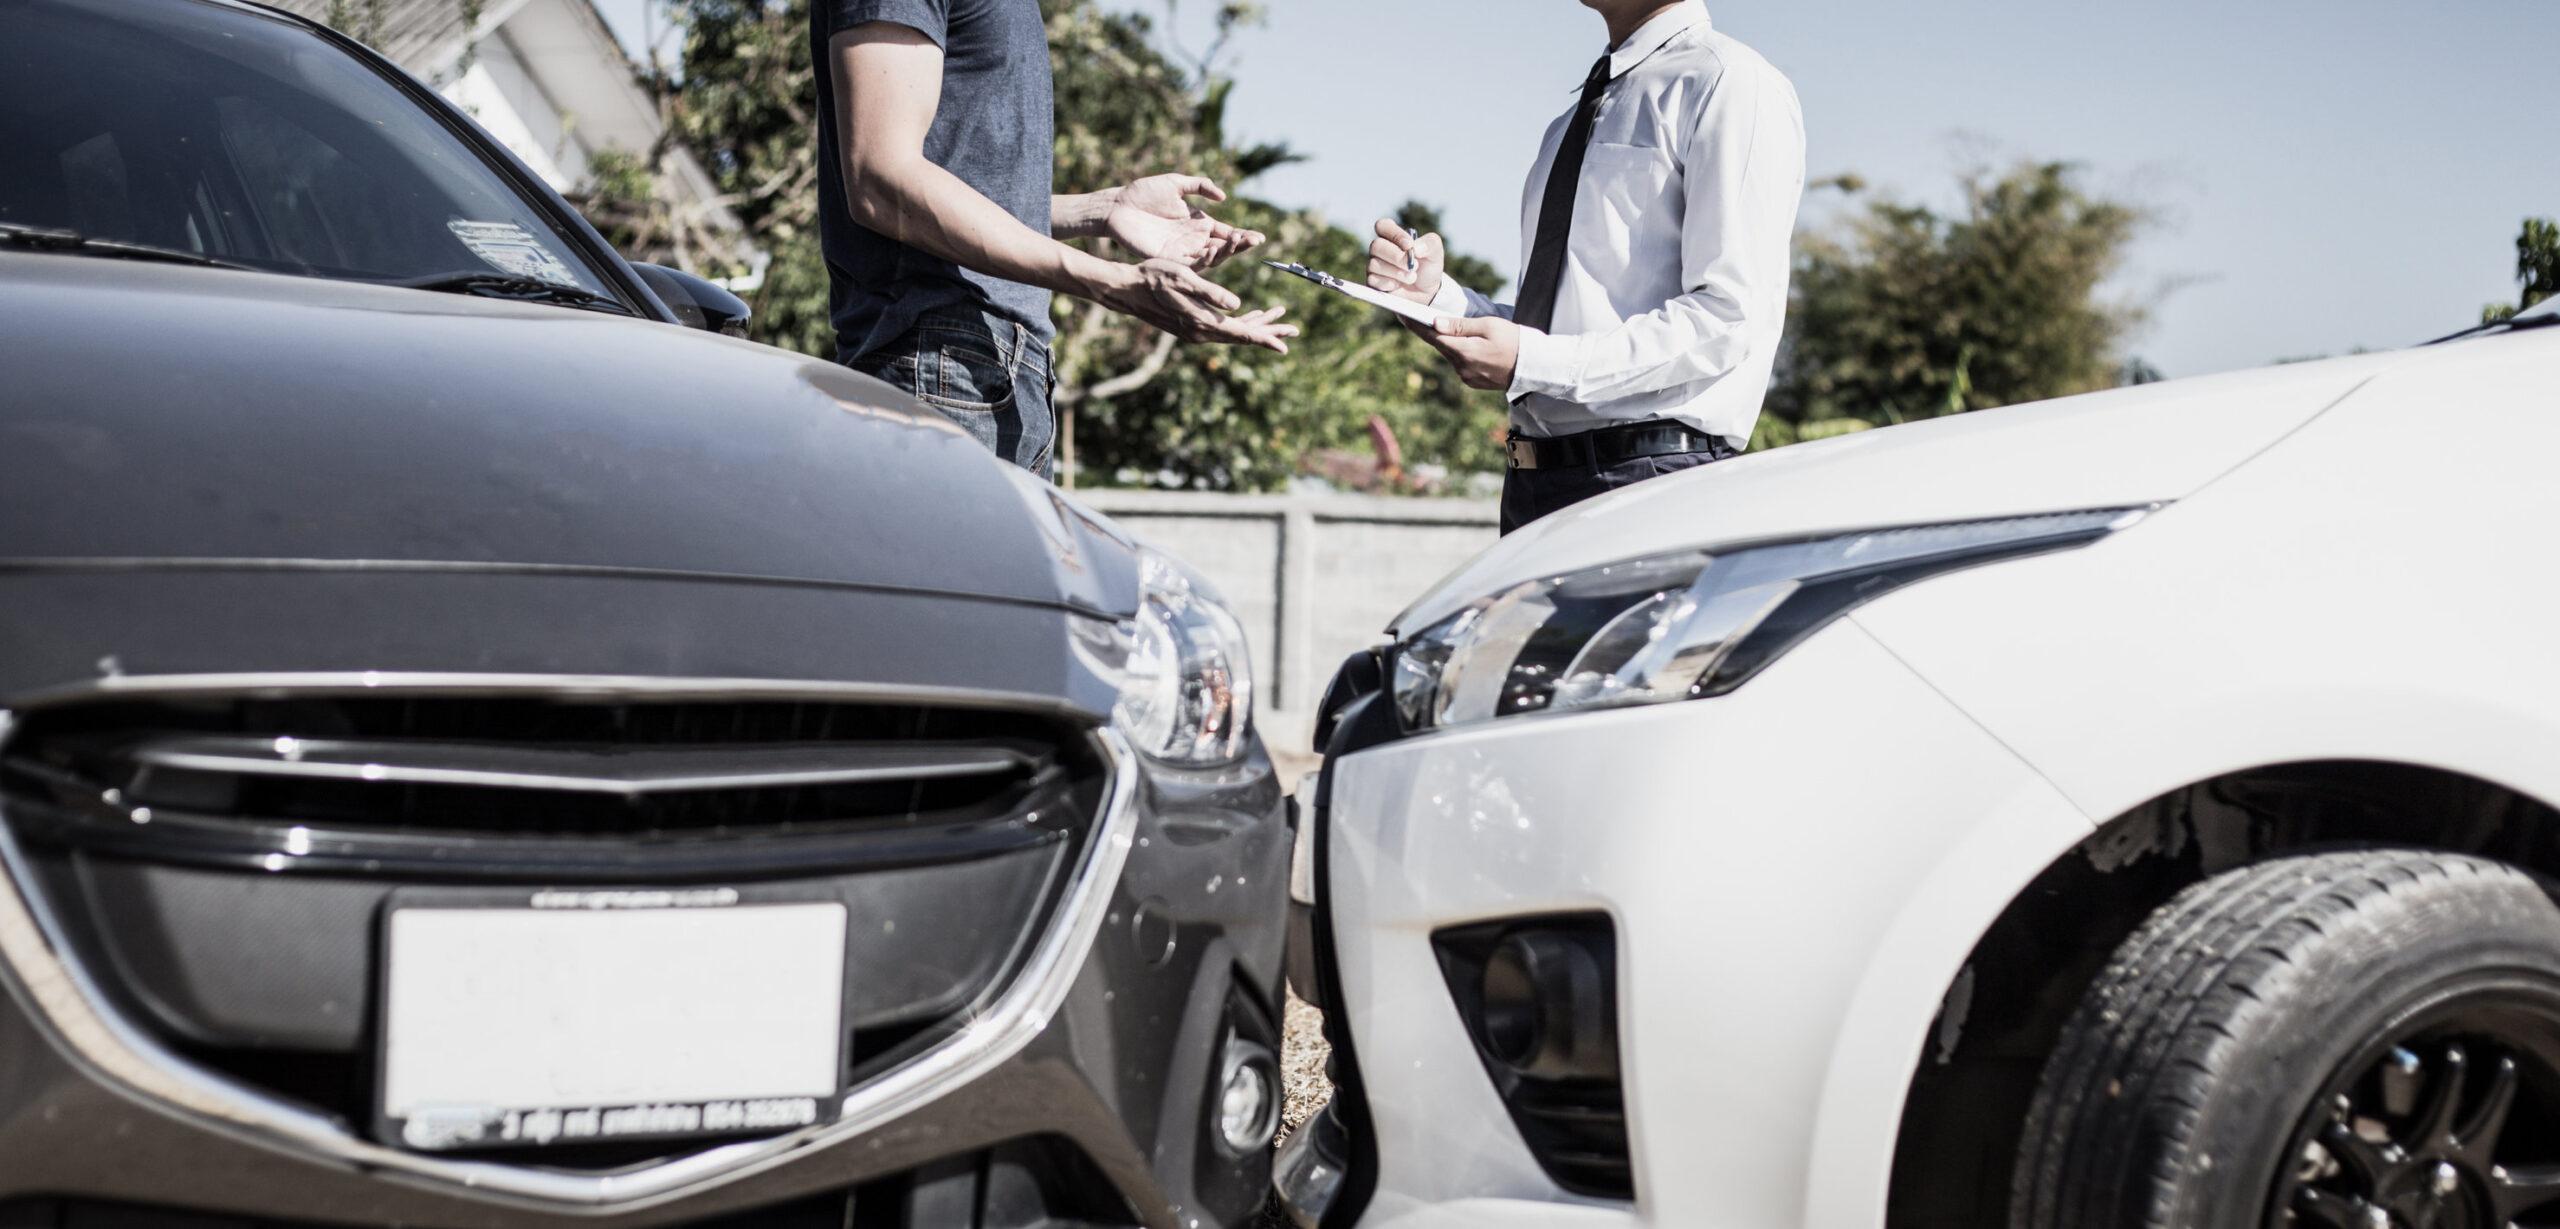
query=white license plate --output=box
[379,893,848,1151]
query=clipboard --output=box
[1265,261,1449,328]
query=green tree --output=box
[2482,217,2559,323]
[1060,196,1509,488]
[592,0,836,355]
[315,0,484,72]
[1764,162,2148,447]
[593,0,1506,491]
[1048,1,1512,487]
[323,0,389,47]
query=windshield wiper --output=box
[396,270,636,317]
[0,222,256,271]
[2424,312,2560,345]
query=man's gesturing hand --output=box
[1427,315,1521,391]
[1366,218,1446,304]
[1098,258,1299,354]
[1106,175,1265,269]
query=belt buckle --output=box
[1505,435,1540,470]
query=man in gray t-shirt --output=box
[814,0,1294,477]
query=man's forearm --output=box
[1508,286,1753,404]
[843,151,1128,300]
[1050,189,1121,241]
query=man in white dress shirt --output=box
[1369,0,1805,532]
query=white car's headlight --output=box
[1391,507,2152,733]
[1078,550,1255,764]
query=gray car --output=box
[0,1,1289,1225]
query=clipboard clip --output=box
[1264,260,1448,328]
[1266,260,1344,289]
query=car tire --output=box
[2011,849,2560,1229]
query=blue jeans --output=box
[847,305,1056,479]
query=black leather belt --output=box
[1505,421,1736,470]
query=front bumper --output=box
[0,702,1287,1227]
[1294,619,2090,1228]
[0,572,1290,1228]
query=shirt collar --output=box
[1606,1,1709,79]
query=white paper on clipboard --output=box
[1266,261,1449,327]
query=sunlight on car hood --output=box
[1393,349,2418,634]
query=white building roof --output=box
[264,0,746,260]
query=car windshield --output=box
[0,0,618,298]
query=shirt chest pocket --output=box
[1573,142,1679,279]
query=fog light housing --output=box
[1214,1036,1279,1156]
[1435,914,1630,1199]
[1479,929,1618,1079]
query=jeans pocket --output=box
[916,333,1018,415]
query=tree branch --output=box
[1061,330,1177,406]
[1051,299,1117,395]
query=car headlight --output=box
[1077,550,1255,764]
[1390,507,2152,733]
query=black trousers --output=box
[1499,447,1732,535]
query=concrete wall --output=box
[1076,491,1500,756]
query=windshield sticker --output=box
[447,220,578,287]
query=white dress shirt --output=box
[1429,2,1805,448]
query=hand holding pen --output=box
[1366,219,1447,307]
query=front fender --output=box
[1798,764,2091,1226]
[1324,620,2089,1227]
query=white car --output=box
[1278,301,2560,1229]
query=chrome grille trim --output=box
[9,671,1102,715]
[121,736,1035,796]
[0,675,1140,1212]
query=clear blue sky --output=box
[595,0,2558,378]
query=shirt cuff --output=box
[1427,273,1472,318]
[1508,327,1580,401]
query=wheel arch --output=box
[1878,758,2560,1227]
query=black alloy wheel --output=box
[2011,850,2560,1229]
[2275,1010,2560,1228]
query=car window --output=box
[0,0,617,297]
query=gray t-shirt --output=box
[812,0,1055,364]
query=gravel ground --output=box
[1279,992,1331,1139]
[1269,751,1333,1144]
[1260,757,1332,1226]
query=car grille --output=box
[0,686,1106,1159]
[0,692,1090,879]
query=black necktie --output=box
[1513,54,1614,335]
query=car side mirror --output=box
[632,262,752,336]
